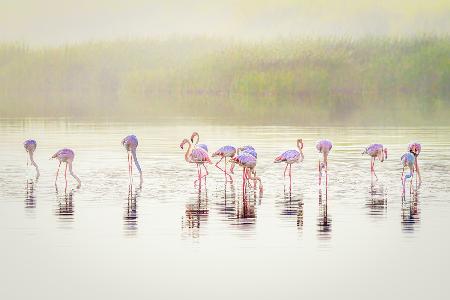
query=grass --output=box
[0,35,449,125]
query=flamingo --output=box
[401,152,415,196]
[180,138,212,187]
[231,152,263,194]
[408,142,422,184]
[23,139,40,178]
[362,144,388,180]
[231,145,257,175]
[122,135,143,185]
[274,139,304,191]
[212,145,236,183]
[190,132,208,152]
[316,139,332,186]
[51,148,81,188]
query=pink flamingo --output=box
[180,138,212,187]
[362,144,388,180]
[230,145,257,175]
[408,142,422,184]
[122,135,143,185]
[212,145,236,183]
[231,153,263,194]
[23,139,40,178]
[51,148,81,188]
[401,152,415,196]
[316,139,332,186]
[190,132,208,152]
[274,139,304,191]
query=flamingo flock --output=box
[22,133,423,196]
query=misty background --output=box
[0,0,449,124]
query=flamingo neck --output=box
[194,134,199,145]
[184,141,192,162]
[131,149,142,174]
[297,141,304,161]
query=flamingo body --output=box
[274,150,301,164]
[122,135,138,151]
[239,145,257,158]
[232,153,257,169]
[316,140,333,153]
[52,148,75,162]
[212,145,236,158]
[23,139,37,152]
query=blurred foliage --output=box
[0,36,449,125]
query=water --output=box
[1,119,449,299]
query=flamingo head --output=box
[180,138,190,149]
[297,138,304,149]
[384,148,388,160]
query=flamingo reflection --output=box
[366,184,387,218]
[124,184,140,235]
[55,186,75,223]
[401,192,420,233]
[25,179,37,209]
[317,189,332,240]
[182,188,209,238]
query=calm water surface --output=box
[1,119,449,299]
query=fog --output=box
[1,0,449,45]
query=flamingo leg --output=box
[289,164,292,192]
[372,158,378,181]
[325,161,328,189]
[194,164,201,187]
[127,151,132,182]
[283,163,288,181]
[55,161,62,185]
[415,158,421,185]
[401,166,406,195]
[318,160,321,186]
[64,162,68,184]
[201,164,208,184]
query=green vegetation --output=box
[0,36,449,124]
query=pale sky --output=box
[1,0,449,45]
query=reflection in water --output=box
[124,184,141,236]
[182,187,209,238]
[55,186,75,223]
[25,179,36,209]
[233,180,260,228]
[215,183,237,222]
[366,184,387,218]
[401,191,421,233]
[317,189,332,240]
[278,188,304,231]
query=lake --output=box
[0,119,449,299]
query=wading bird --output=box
[180,138,212,187]
[212,145,236,183]
[232,152,263,194]
[408,142,422,184]
[401,152,415,196]
[51,148,81,188]
[316,139,332,186]
[362,144,388,180]
[190,132,208,152]
[122,135,143,185]
[231,145,257,174]
[274,139,304,191]
[23,139,40,178]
